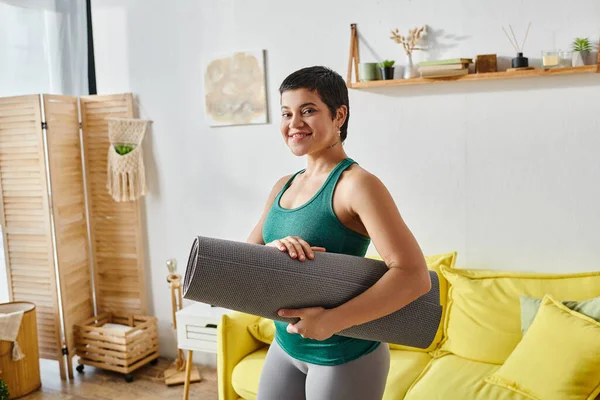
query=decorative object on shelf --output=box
[404,54,418,79]
[358,62,379,81]
[511,53,529,68]
[418,58,472,78]
[542,50,560,68]
[506,66,535,72]
[571,37,592,66]
[106,117,150,202]
[204,50,268,127]
[475,54,497,73]
[506,66,534,72]
[502,23,531,68]
[163,259,201,386]
[378,60,395,80]
[390,25,427,79]
[559,50,573,67]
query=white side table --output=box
[176,302,230,399]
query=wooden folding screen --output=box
[0,93,147,380]
[43,94,94,379]
[80,94,147,316]
[0,95,65,378]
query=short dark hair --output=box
[279,66,349,143]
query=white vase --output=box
[403,53,418,79]
[572,51,585,67]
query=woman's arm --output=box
[280,170,431,339]
[326,171,431,332]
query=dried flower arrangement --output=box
[390,25,427,55]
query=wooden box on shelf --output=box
[74,313,160,382]
[475,54,497,73]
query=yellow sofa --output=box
[217,252,600,400]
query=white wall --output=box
[91,0,600,360]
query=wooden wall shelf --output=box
[348,65,600,89]
[346,23,600,90]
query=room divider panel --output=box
[0,93,147,380]
[0,95,64,377]
[80,94,147,317]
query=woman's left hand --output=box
[278,307,342,341]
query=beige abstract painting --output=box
[204,50,268,126]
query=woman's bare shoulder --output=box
[341,163,384,190]
[264,174,293,200]
[273,174,293,191]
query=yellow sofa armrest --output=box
[218,311,266,400]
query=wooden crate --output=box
[74,312,159,381]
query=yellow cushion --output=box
[231,348,269,400]
[231,347,431,400]
[404,353,530,400]
[382,350,432,400]
[439,266,600,364]
[485,295,600,400]
[367,251,457,352]
[247,317,275,345]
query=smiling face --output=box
[280,88,347,157]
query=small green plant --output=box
[0,379,9,400]
[571,37,592,52]
[378,60,395,68]
[114,143,135,155]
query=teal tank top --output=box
[262,158,381,366]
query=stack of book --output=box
[418,58,473,78]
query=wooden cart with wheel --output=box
[74,312,159,382]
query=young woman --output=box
[247,66,431,400]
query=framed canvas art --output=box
[203,49,268,127]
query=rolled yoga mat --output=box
[182,236,442,348]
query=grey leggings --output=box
[257,340,390,400]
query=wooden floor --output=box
[20,358,218,400]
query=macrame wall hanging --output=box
[106,117,150,202]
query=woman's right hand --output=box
[266,236,326,262]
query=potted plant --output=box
[378,60,395,80]
[114,143,135,155]
[571,37,592,66]
[0,379,9,400]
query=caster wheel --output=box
[124,373,134,383]
[76,365,84,373]
[150,358,158,366]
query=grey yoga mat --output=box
[182,236,442,348]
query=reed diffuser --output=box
[502,22,532,69]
